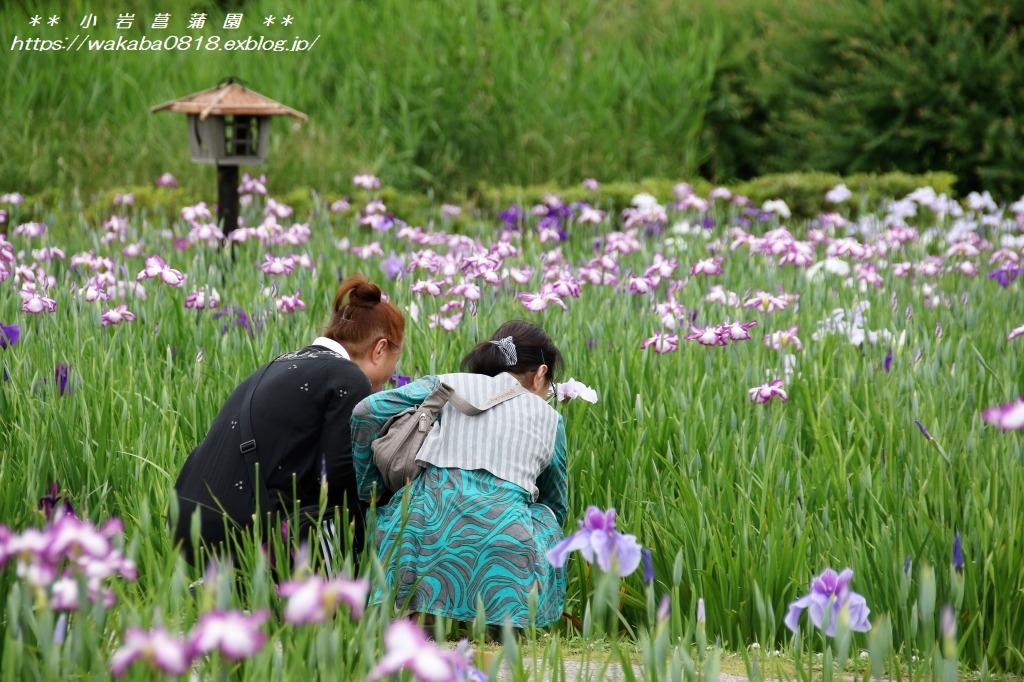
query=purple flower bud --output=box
[54,363,72,396]
[642,548,654,585]
[697,597,706,624]
[914,419,932,441]
[657,595,671,622]
[903,555,912,577]
[952,531,964,575]
[883,347,893,373]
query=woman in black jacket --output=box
[171,274,404,569]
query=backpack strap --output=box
[446,383,529,416]
[239,359,278,518]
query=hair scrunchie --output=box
[490,336,517,366]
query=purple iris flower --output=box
[381,251,404,280]
[38,482,76,521]
[546,506,643,577]
[952,532,964,575]
[784,567,871,636]
[883,347,893,373]
[0,323,18,349]
[987,267,1022,287]
[389,374,412,388]
[214,305,255,335]
[54,363,72,396]
[497,204,525,231]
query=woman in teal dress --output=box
[351,320,567,628]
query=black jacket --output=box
[172,344,371,564]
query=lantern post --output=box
[151,78,308,236]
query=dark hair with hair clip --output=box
[323,274,405,356]
[460,319,563,384]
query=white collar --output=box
[312,336,350,360]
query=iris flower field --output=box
[1,175,1022,680]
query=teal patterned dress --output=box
[351,376,567,627]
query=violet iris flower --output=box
[0,323,19,349]
[546,506,643,577]
[987,267,1022,287]
[497,204,525,230]
[38,482,75,521]
[784,567,871,636]
[381,251,405,280]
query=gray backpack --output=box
[371,381,528,492]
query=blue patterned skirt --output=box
[372,466,566,627]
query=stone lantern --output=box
[151,78,308,235]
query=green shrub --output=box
[701,0,1024,201]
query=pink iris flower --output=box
[1008,324,1024,341]
[720,320,758,342]
[743,291,789,313]
[185,289,220,310]
[277,574,369,624]
[981,396,1024,430]
[14,221,48,238]
[109,626,191,678]
[641,332,679,354]
[368,620,484,682]
[749,379,788,404]
[517,287,568,312]
[101,304,136,327]
[353,174,382,190]
[556,378,598,403]
[765,326,803,352]
[135,256,186,287]
[685,325,727,347]
[155,172,178,188]
[258,254,296,276]
[276,290,306,314]
[19,288,57,314]
[189,609,269,661]
[690,257,724,277]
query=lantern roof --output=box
[151,79,308,121]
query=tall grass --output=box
[2,177,1023,678]
[1,0,721,197]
